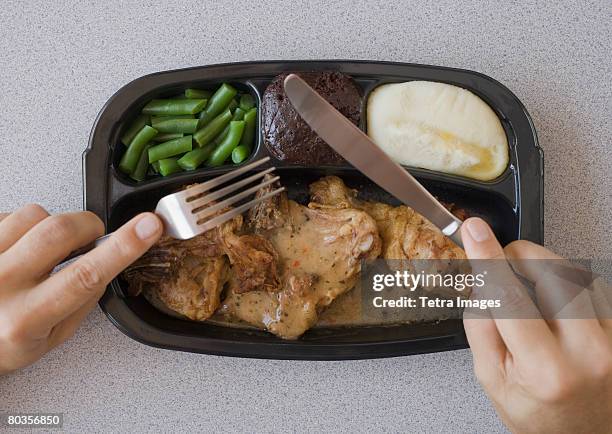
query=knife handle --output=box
[442,220,463,249]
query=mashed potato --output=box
[367,81,509,181]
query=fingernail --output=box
[135,214,160,240]
[465,218,491,242]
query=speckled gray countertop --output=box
[0,1,610,432]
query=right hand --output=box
[461,217,612,434]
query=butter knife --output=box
[283,73,463,247]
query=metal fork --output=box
[63,157,283,262]
[156,157,283,239]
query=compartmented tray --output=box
[84,60,543,360]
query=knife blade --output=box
[283,73,463,247]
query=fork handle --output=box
[61,233,112,263]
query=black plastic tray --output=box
[84,60,543,360]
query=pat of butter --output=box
[367,81,509,181]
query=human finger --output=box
[591,277,612,335]
[0,204,49,253]
[461,218,557,362]
[24,213,162,336]
[537,273,608,354]
[464,308,507,387]
[505,241,612,338]
[1,211,104,281]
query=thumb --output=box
[461,218,555,368]
[460,217,523,317]
[460,218,507,383]
[460,217,517,289]
[460,217,506,260]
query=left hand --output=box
[0,204,162,374]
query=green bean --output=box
[232,107,246,120]
[151,160,161,173]
[158,158,182,176]
[212,107,246,146]
[130,144,152,182]
[231,145,250,164]
[148,135,193,163]
[211,131,226,147]
[185,88,212,99]
[239,94,255,111]
[119,125,158,174]
[228,98,239,112]
[151,114,194,124]
[239,108,257,149]
[177,144,215,171]
[207,121,245,167]
[197,83,237,127]
[151,118,199,134]
[143,99,207,115]
[152,133,184,142]
[121,114,149,146]
[193,108,232,147]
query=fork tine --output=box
[181,157,270,200]
[193,176,281,220]
[187,167,276,211]
[196,187,285,233]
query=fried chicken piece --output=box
[123,226,228,297]
[147,256,229,321]
[124,175,469,335]
[222,272,318,338]
[309,176,469,298]
[123,207,282,320]
[308,176,466,261]
[222,233,281,294]
[221,177,381,339]
[246,183,290,232]
[122,220,233,320]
